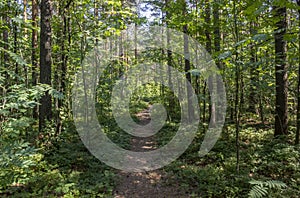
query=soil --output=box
[113,108,190,198]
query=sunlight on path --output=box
[113,108,189,198]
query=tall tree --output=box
[32,0,38,118]
[296,0,300,144]
[39,0,53,131]
[248,22,257,113]
[56,1,70,134]
[23,0,28,86]
[23,0,27,35]
[13,0,18,79]
[202,0,211,123]
[3,0,10,83]
[233,0,240,173]
[182,0,194,121]
[213,0,221,68]
[166,0,175,118]
[209,0,222,127]
[274,4,288,136]
[203,0,211,124]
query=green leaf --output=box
[218,51,232,60]
[189,69,201,76]
[252,34,269,42]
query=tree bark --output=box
[23,0,28,86]
[32,0,38,119]
[233,0,240,174]
[56,1,70,135]
[14,1,18,79]
[3,0,10,84]
[210,0,222,126]
[248,22,258,113]
[182,0,194,122]
[274,5,288,137]
[166,0,175,118]
[39,0,53,131]
[203,0,211,124]
[296,0,300,144]
[213,0,220,63]
[23,0,27,34]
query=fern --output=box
[248,180,287,198]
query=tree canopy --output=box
[0,0,299,197]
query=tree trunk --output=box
[14,1,18,79]
[210,0,222,126]
[3,0,10,84]
[23,0,27,34]
[274,5,288,137]
[296,0,300,145]
[248,22,258,113]
[166,0,175,119]
[194,0,200,100]
[32,0,38,119]
[213,0,220,64]
[233,0,240,174]
[56,1,70,135]
[39,0,53,131]
[204,0,211,124]
[23,0,28,86]
[182,0,194,122]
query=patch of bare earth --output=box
[113,108,189,198]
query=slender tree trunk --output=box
[274,5,288,137]
[194,0,200,98]
[210,0,221,126]
[204,0,211,125]
[182,0,194,122]
[166,0,175,118]
[23,0,28,86]
[59,1,72,133]
[81,36,88,122]
[60,15,68,106]
[202,83,207,123]
[233,0,240,174]
[55,2,69,135]
[249,22,258,113]
[259,90,265,124]
[193,0,201,118]
[39,0,53,131]
[230,94,234,122]
[240,72,244,109]
[67,16,72,117]
[134,23,137,61]
[213,0,220,65]
[13,2,18,79]
[32,0,38,119]
[24,0,27,33]
[3,0,10,84]
[296,0,300,145]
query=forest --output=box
[0,0,300,197]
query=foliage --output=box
[159,124,300,197]
[0,80,45,190]
[1,0,300,197]
[248,180,287,198]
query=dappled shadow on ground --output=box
[114,170,189,198]
[114,108,189,198]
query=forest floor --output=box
[113,108,189,198]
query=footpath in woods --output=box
[113,108,189,198]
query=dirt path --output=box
[113,108,189,198]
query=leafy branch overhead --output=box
[0,0,299,197]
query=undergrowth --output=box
[158,122,300,197]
